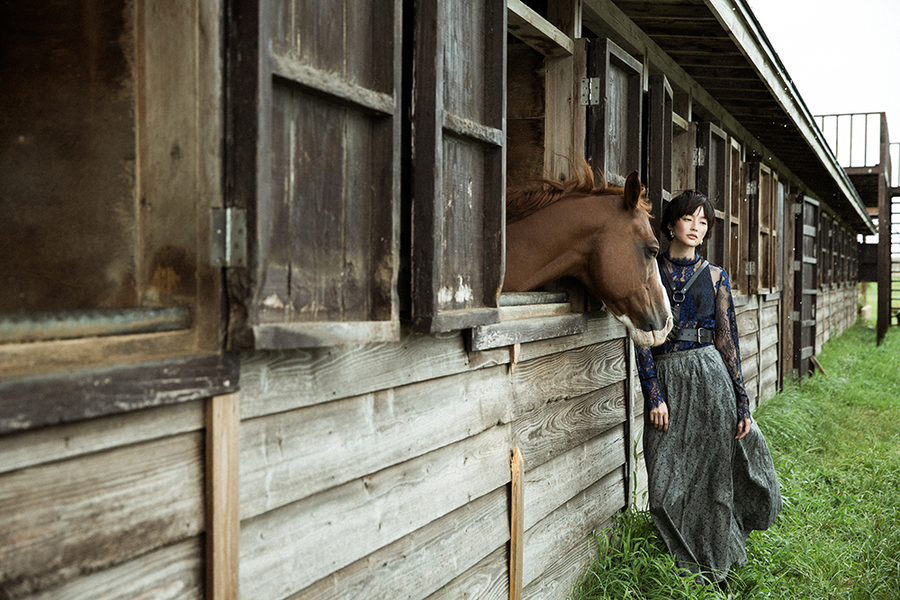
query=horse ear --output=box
[624,170,641,211]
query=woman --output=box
[637,189,782,584]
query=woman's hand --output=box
[650,402,669,433]
[735,417,752,440]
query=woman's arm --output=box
[712,268,752,429]
[637,346,669,432]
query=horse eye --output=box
[647,247,659,258]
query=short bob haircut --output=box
[661,190,714,241]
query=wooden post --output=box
[206,392,240,600]
[509,446,524,600]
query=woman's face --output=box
[669,206,709,249]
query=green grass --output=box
[571,324,900,599]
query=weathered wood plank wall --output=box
[237,311,638,600]
[0,402,207,599]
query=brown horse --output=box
[504,164,672,346]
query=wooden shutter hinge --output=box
[745,261,757,276]
[580,77,600,106]
[692,147,706,167]
[211,207,247,267]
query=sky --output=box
[747,0,900,172]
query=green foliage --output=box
[572,325,900,600]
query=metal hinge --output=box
[692,147,706,167]
[791,202,803,216]
[580,77,601,106]
[791,260,801,272]
[745,261,757,276]
[211,207,247,267]
[746,180,758,195]
[790,310,800,322]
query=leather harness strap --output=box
[658,256,713,344]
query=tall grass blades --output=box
[571,325,900,599]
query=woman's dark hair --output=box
[661,190,714,241]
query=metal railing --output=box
[815,112,887,169]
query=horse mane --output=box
[506,159,651,224]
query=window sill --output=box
[467,292,587,351]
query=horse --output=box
[504,164,673,347]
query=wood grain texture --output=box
[0,400,204,475]
[522,468,624,586]
[239,425,512,600]
[511,339,626,410]
[240,312,628,420]
[510,446,525,600]
[28,538,203,600]
[239,364,513,518]
[513,382,626,471]
[0,434,204,597]
[523,426,624,530]
[207,393,241,600]
[289,487,509,600]
[0,352,238,434]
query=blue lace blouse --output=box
[637,251,751,420]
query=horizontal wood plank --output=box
[507,0,574,57]
[523,426,625,530]
[522,468,624,586]
[514,383,626,472]
[469,314,588,351]
[512,339,626,409]
[240,365,513,518]
[0,434,204,597]
[0,400,204,475]
[27,538,203,600]
[241,314,628,420]
[0,352,238,433]
[291,487,509,600]
[239,425,512,600]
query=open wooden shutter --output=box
[226,0,403,348]
[586,38,642,186]
[411,0,506,333]
[696,122,728,268]
[646,74,673,238]
[728,139,747,293]
[793,195,818,377]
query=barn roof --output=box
[583,0,877,235]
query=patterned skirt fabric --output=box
[643,345,782,582]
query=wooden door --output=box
[410,0,506,333]
[793,195,818,378]
[226,0,403,348]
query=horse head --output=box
[504,166,672,346]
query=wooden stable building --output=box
[0,1,880,599]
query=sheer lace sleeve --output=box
[712,267,751,420]
[637,345,665,411]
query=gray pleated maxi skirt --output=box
[643,345,782,582]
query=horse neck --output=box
[505,192,625,291]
